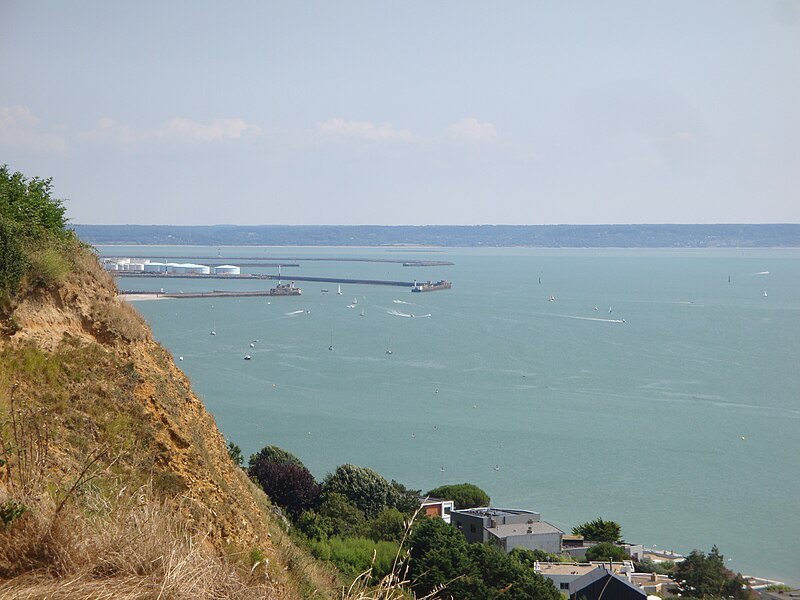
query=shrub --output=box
[585,541,629,562]
[250,461,320,520]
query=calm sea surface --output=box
[103,246,800,585]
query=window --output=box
[560,583,570,590]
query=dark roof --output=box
[569,567,646,600]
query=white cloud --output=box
[85,116,261,147]
[447,118,498,143]
[0,105,66,153]
[317,118,417,142]
[160,117,260,142]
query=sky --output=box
[1,1,799,226]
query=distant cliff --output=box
[74,223,800,247]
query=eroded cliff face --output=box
[0,251,323,598]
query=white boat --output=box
[353,297,358,304]
[360,307,365,317]
[763,291,768,297]
[243,355,251,361]
[337,285,342,295]
[210,319,216,335]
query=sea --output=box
[102,245,800,585]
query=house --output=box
[568,567,647,600]
[419,497,455,524]
[449,507,563,554]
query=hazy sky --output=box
[2,1,798,225]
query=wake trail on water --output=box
[393,299,411,304]
[387,309,431,318]
[285,310,305,316]
[562,315,626,324]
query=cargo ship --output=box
[268,282,302,295]
[411,280,452,292]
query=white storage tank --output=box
[214,265,240,275]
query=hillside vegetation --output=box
[0,166,348,598]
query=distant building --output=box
[419,497,455,524]
[450,507,563,554]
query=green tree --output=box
[322,464,390,519]
[584,541,629,562]
[425,483,490,509]
[317,492,366,538]
[673,546,754,599]
[571,517,623,543]
[365,507,407,543]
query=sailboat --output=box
[337,285,342,295]
[385,338,393,355]
[210,320,216,335]
[328,332,334,351]
[360,307,365,317]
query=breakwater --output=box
[115,273,416,287]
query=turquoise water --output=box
[107,246,800,585]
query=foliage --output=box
[0,500,28,528]
[424,483,490,510]
[366,508,408,543]
[584,541,629,562]
[406,516,559,600]
[509,546,571,567]
[323,464,390,519]
[307,536,399,581]
[249,460,320,520]
[317,492,366,538]
[0,165,74,300]
[248,444,304,470]
[571,517,623,543]
[634,557,674,574]
[227,441,243,467]
[386,479,421,515]
[673,546,754,599]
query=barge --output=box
[411,280,452,292]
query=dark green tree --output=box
[584,541,629,562]
[386,479,421,515]
[571,517,623,543]
[673,546,754,599]
[322,464,390,519]
[407,517,560,600]
[248,445,304,470]
[424,483,490,509]
[249,460,320,520]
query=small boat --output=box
[337,285,342,295]
[210,320,216,335]
[763,291,768,297]
[360,307,365,317]
[250,343,255,348]
[353,297,358,304]
[321,288,329,293]
[243,355,251,361]
[548,295,556,302]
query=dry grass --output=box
[0,481,287,600]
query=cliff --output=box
[0,248,336,598]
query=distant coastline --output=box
[74,223,800,248]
